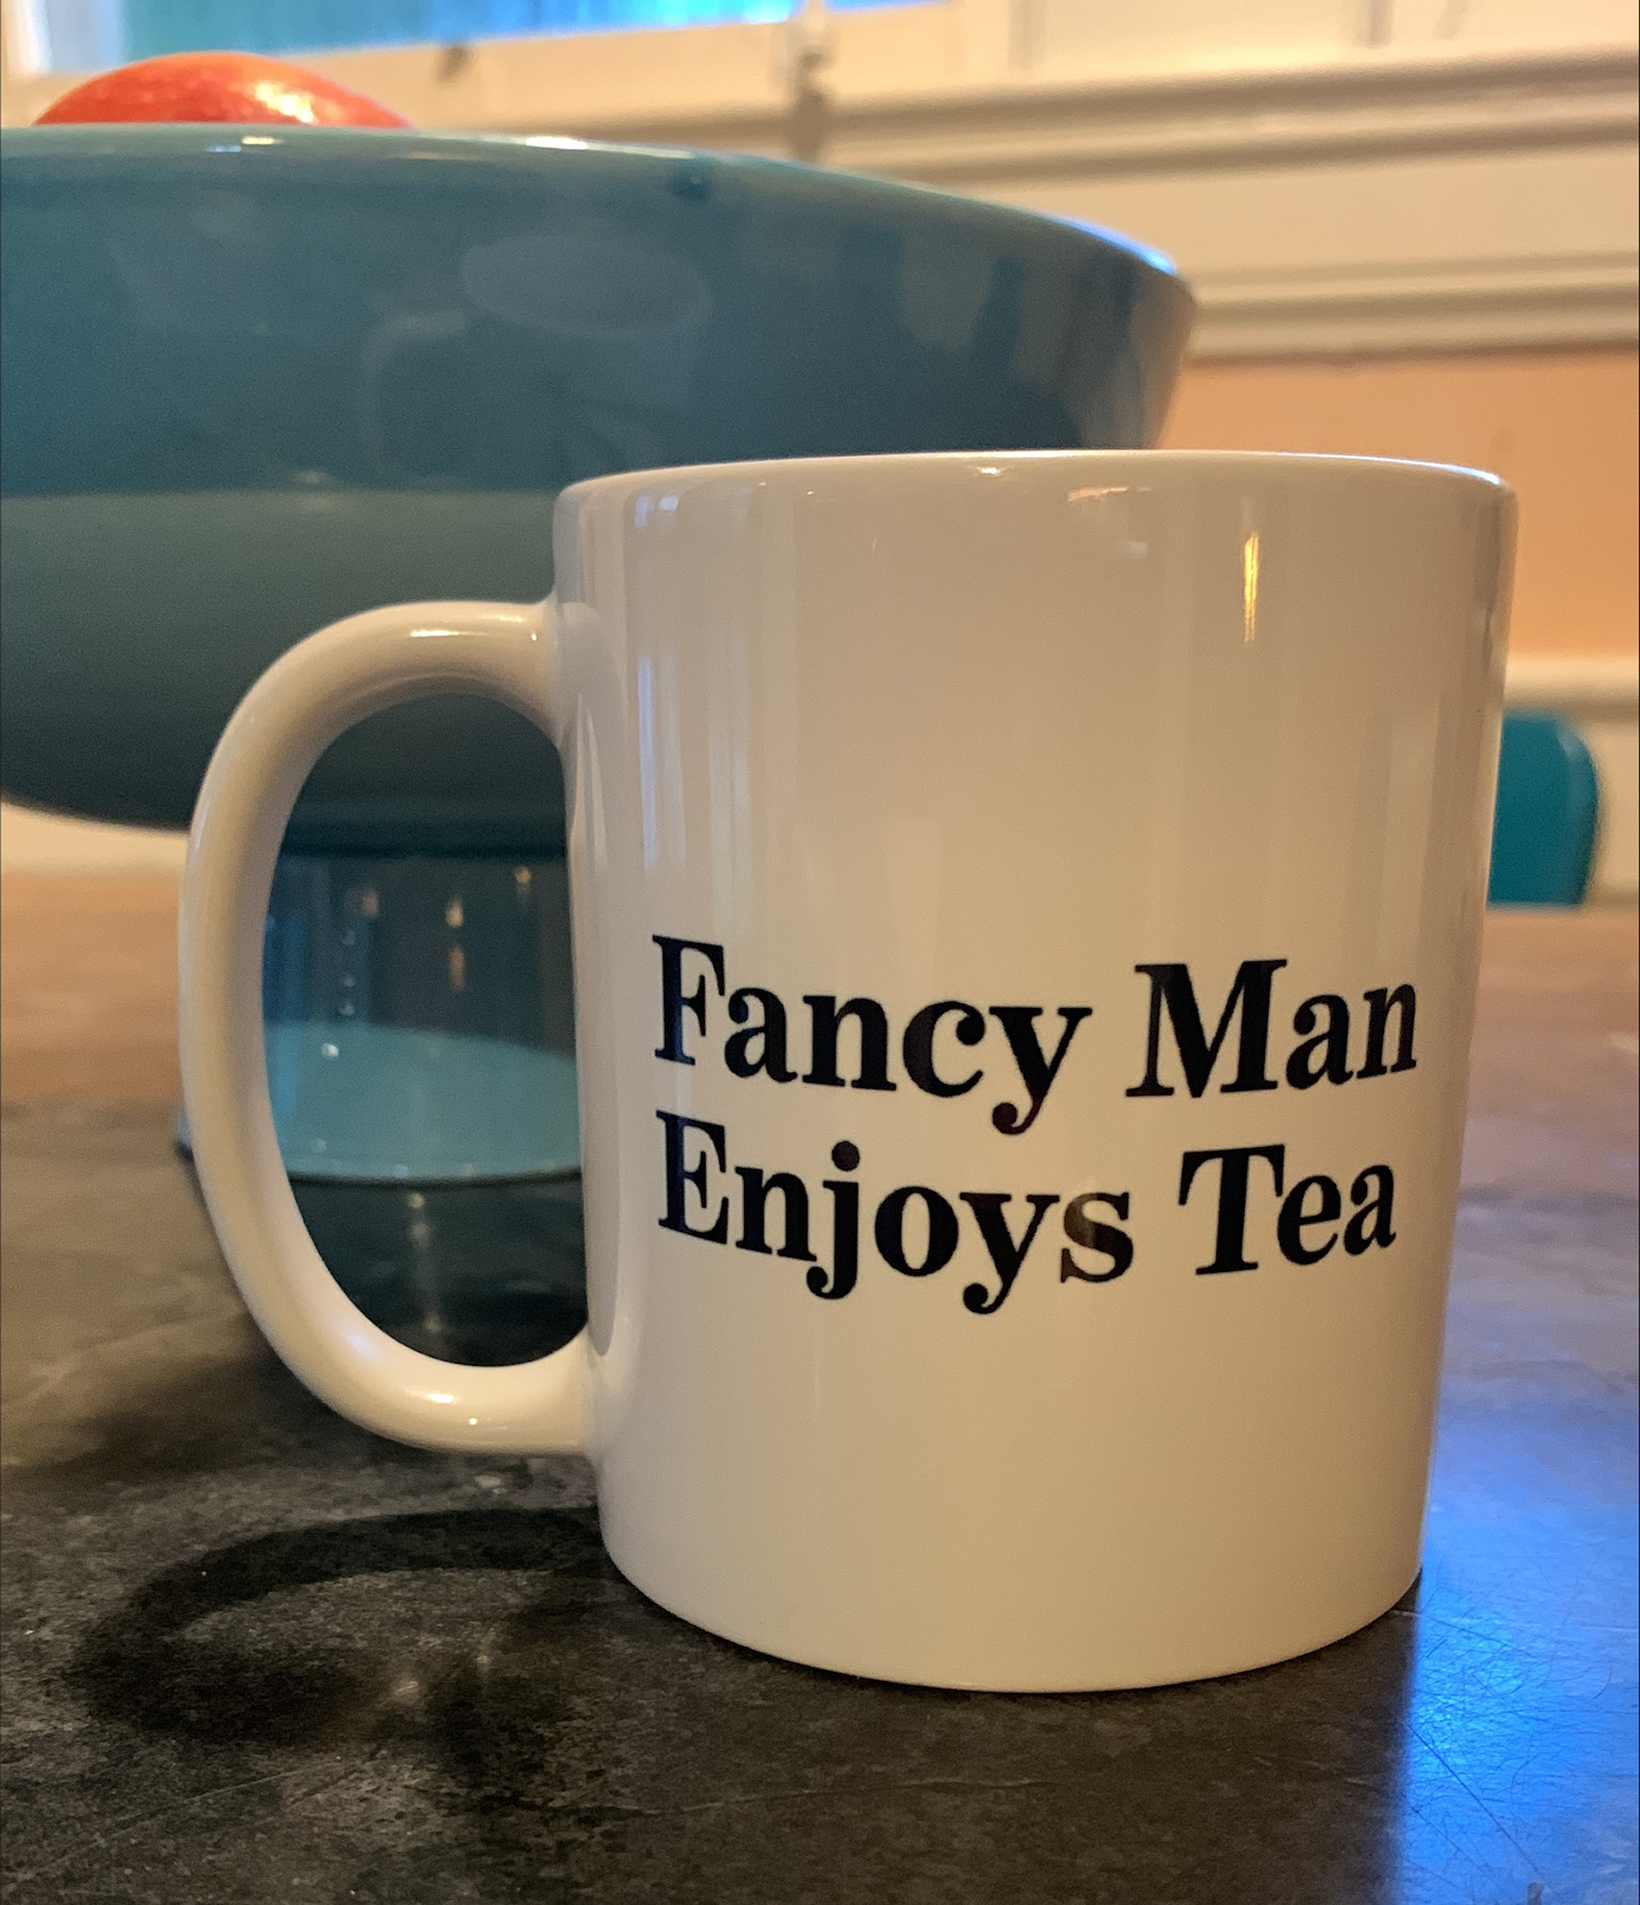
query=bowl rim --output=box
[0,121,1192,310]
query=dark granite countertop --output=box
[2,909,1636,1905]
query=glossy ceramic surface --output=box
[0,124,1192,840]
[176,451,1514,1689]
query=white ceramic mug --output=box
[179,451,1513,1691]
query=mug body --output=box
[551,450,1512,1690]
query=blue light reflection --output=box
[62,0,929,67]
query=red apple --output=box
[35,51,411,128]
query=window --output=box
[27,0,915,72]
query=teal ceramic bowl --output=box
[0,124,1192,837]
[2,125,1192,1181]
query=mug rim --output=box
[558,448,1514,509]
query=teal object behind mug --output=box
[1,126,1192,833]
[1,126,1193,1179]
[1487,711,1600,906]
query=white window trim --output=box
[2,0,1012,131]
[6,0,1629,142]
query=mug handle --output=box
[178,599,588,1456]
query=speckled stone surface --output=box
[2,1099,1635,1905]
